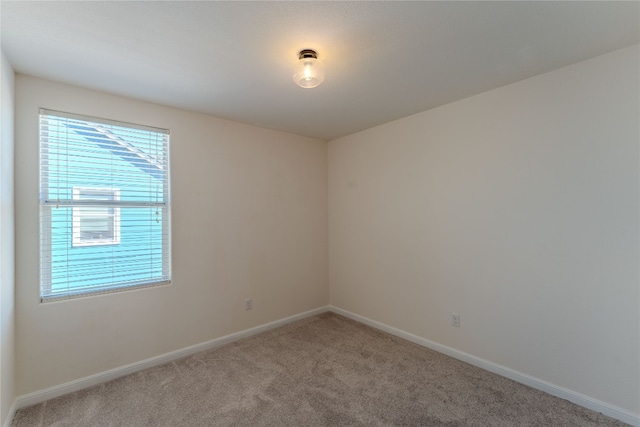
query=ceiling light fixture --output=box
[293,49,325,89]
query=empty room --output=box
[0,1,638,426]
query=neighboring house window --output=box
[39,109,171,302]
[72,188,121,247]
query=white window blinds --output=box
[39,109,171,302]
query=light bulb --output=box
[293,49,325,89]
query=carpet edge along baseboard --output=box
[9,305,640,427]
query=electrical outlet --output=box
[451,312,460,327]
[245,298,252,311]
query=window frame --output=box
[39,109,171,302]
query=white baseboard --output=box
[2,398,17,427]
[14,305,330,411]
[10,304,639,427]
[328,305,640,427]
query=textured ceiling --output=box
[1,1,638,141]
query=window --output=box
[72,188,121,247]
[39,109,171,301]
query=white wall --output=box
[329,45,639,414]
[0,50,16,425]
[14,75,328,395]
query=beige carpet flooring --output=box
[12,312,629,426]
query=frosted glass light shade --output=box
[293,50,325,88]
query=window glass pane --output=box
[79,213,112,238]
